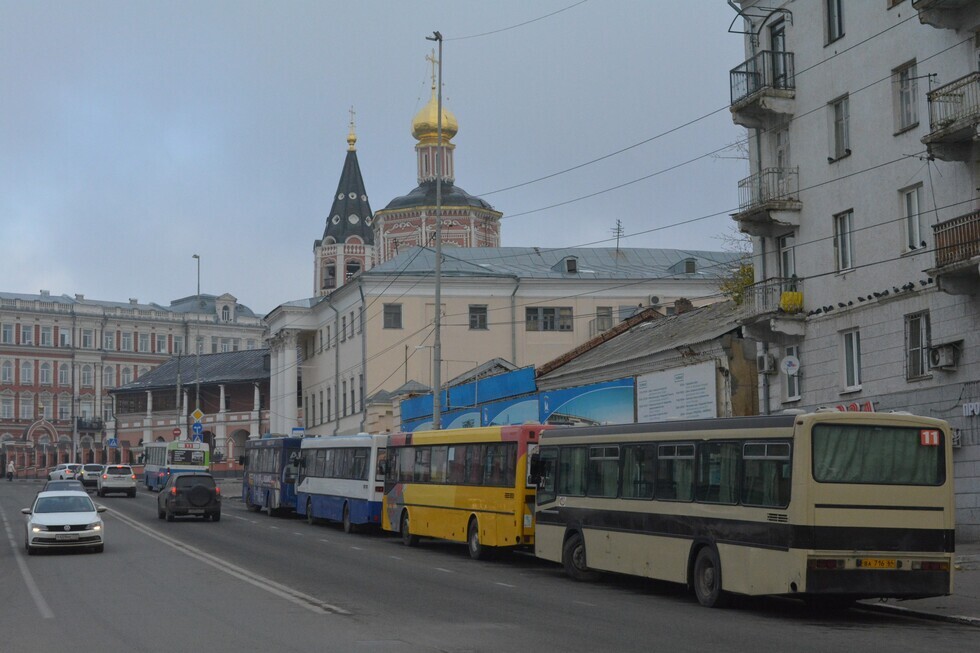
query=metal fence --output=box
[746,277,803,314]
[933,209,980,267]
[737,167,799,211]
[927,71,980,131]
[730,50,796,105]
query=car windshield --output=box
[44,481,83,490]
[67,465,82,471]
[107,467,131,475]
[34,496,96,513]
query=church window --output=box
[323,264,336,290]
[346,261,362,281]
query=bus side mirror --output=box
[528,453,542,485]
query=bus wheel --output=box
[245,494,261,513]
[400,511,419,547]
[306,499,315,526]
[467,519,486,560]
[266,494,277,517]
[562,532,598,582]
[342,503,354,534]
[693,546,728,608]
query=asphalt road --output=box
[1,481,977,653]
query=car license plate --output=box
[858,559,896,569]
[55,533,79,541]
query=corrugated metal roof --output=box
[537,300,752,380]
[365,247,741,280]
[109,349,269,392]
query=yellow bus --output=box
[532,410,954,609]
[383,425,546,559]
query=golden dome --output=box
[411,86,458,143]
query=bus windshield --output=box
[812,423,944,485]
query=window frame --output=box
[901,184,923,252]
[383,304,402,330]
[826,0,844,44]
[525,306,573,332]
[829,95,850,160]
[468,305,488,330]
[841,329,862,391]
[784,344,801,401]
[893,60,918,133]
[833,209,855,271]
[905,311,931,380]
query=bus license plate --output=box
[55,533,79,541]
[858,559,896,569]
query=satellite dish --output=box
[780,355,800,376]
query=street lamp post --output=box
[192,254,201,416]
[426,30,443,429]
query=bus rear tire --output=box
[468,519,486,560]
[562,532,598,582]
[400,511,419,547]
[693,546,728,608]
[343,503,354,534]
[245,493,261,512]
[306,499,315,526]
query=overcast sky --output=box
[1,1,747,315]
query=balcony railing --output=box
[730,50,796,106]
[737,167,799,211]
[746,277,804,315]
[76,417,105,431]
[927,71,980,132]
[934,209,980,267]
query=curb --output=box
[858,602,980,627]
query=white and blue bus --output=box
[241,436,303,516]
[143,440,210,491]
[296,433,387,533]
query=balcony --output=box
[922,72,980,161]
[732,167,802,237]
[913,0,980,32]
[730,50,796,129]
[739,277,806,345]
[928,209,980,295]
[76,417,104,432]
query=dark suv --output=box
[157,473,221,522]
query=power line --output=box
[445,0,590,41]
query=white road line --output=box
[0,505,55,619]
[269,526,280,530]
[109,509,350,616]
[388,555,402,560]
[349,546,364,551]
[434,567,453,573]
[495,582,516,588]
[573,600,596,607]
[319,539,331,544]
[293,532,304,536]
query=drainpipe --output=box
[358,279,367,433]
[326,298,341,435]
[510,276,521,364]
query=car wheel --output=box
[400,511,419,547]
[92,544,104,554]
[211,512,221,522]
[693,545,728,608]
[342,503,354,534]
[166,506,175,522]
[562,532,599,582]
[129,489,136,498]
[158,507,165,520]
[25,538,35,556]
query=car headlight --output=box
[31,524,45,533]
[87,522,102,531]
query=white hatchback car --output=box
[97,465,137,497]
[23,490,106,554]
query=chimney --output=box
[674,298,694,314]
[40,290,50,297]
[74,293,84,300]
[129,298,138,305]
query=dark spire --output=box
[322,111,374,245]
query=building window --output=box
[59,329,71,347]
[20,394,34,420]
[58,364,69,386]
[20,361,33,385]
[20,325,33,345]
[595,307,613,333]
[39,362,52,385]
[0,360,12,383]
[358,374,363,412]
[155,334,167,353]
[1,396,12,419]
[325,325,332,349]
[102,404,113,422]
[826,0,843,43]
[1,323,12,344]
[342,380,348,417]
[103,331,114,350]
[526,307,573,332]
[81,365,93,387]
[327,390,332,422]
[121,332,133,352]
[39,401,52,420]
[906,312,931,379]
[103,366,114,388]
[323,264,336,290]
[383,304,402,329]
[469,305,488,330]
[221,305,230,321]
[350,376,356,414]
[173,335,184,354]
[842,330,862,390]
[40,326,53,347]
[58,401,70,420]
[319,391,323,425]
[81,329,94,349]
[834,210,854,271]
[138,333,150,353]
[902,184,923,251]
[349,311,356,338]
[121,367,132,385]
[784,345,801,401]
[893,61,918,132]
[829,95,850,160]
[341,316,348,341]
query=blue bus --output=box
[143,440,210,491]
[241,436,303,516]
[296,433,387,533]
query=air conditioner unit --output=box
[757,353,777,375]
[928,343,959,371]
[648,295,661,307]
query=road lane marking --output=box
[388,555,402,560]
[0,506,55,619]
[350,546,364,551]
[109,509,350,616]
[495,582,516,588]
[435,567,453,573]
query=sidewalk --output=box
[858,542,980,626]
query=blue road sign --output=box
[192,434,203,443]
[107,438,119,448]
[192,422,204,436]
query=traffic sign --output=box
[107,438,119,448]
[172,428,181,438]
[192,434,203,443]
[191,409,204,422]
[192,422,204,436]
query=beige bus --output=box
[532,410,954,608]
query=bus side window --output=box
[536,447,558,505]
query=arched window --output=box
[221,305,230,321]
[20,361,33,385]
[103,366,114,388]
[58,363,70,386]
[39,362,52,385]
[121,367,133,385]
[1,360,12,383]
[81,365,93,387]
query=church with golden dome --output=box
[370,59,502,263]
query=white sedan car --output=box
[22,491,106,555]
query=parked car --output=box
[41,479,86,493]
[97,465,137,497]
[22,490,106,554]
[157,473,221,521]
[79,464,105,489]
[48,463,83,480]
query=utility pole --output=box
[426,30,443,430]
[193,254,201,419]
